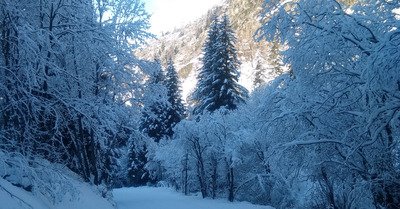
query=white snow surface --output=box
[0,176,114,209]
[113,187,275,209]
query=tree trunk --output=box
[184,152,189,195]
[321,167,337,209]
[211,154,218,199]
[78,115,90,182]
[191,136,208,198]
[228,167,234,202]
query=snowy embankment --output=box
[0,151,114,209]
[113,187,275,209]
[0,177,114,209]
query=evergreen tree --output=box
[267,40,283,76]
[193,14,248,115]
[126,137,152,186]
[128,60,169,186]
[164,58,186,137]
[131,59,185,186]
[192,15,220,114]
[253,59,265,89]
[139,60,170,143]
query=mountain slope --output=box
[136,0,285,102]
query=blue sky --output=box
[144,0,222,35]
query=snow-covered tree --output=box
[192,14,219,114]
[253,59,266,89]
[139,60,169,143]
[136,59,186,185]
[193,14,248,115]
[0,0,152,187]
[126,130,153,186]
[164,58,186,137]
[254,0,400,208]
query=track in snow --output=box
[113,187,274,209]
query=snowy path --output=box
[113,187,274,209]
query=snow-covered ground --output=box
[0,177,114,209]
[113,187,275,209]
[0,151,114,209]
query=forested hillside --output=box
[135,0,284,100]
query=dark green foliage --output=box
[253,60,265,88]
[165,58,186,136]
[140,101,170,142]
[127,142,152,186]
[193,14,248,115]
[139,61,169,142]
[140,58,185,141]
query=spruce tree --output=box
[130,60,169,185]
[139,60,169,142]
[268,40,283,76]
[127,140,151,186]
[253,59,265,89]
[192,15,220,114]
[193,14,248,115]
[165,58,186,137]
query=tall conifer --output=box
[193,14,248,115]
[165,58,185,137]
[139,61,169,142]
